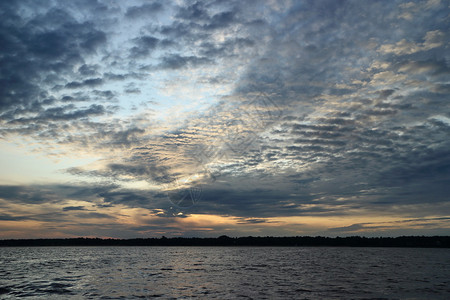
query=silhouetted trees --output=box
[0,236,449,247]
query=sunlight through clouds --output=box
[0,0,449,238]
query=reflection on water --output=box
[0,246,449,299]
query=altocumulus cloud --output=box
[0,0,449,238]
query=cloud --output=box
[9,104,106,123]
[175,2,209,21]
[130,36,160,58]
[199,38,255,58]
[65,78,103,89]
[378,30,445,55]
[328,223,365,232]
[236,218,278,225]
[327,217,450,235]
[397,59,450,76]
[74,212,114,219]
[62,206,86,211]
[204,10,236,30]
[158,54,213,70]
[1,0,450,237]
[125,2,164,19]
[0,0,111,143]
[0,214,29,221]
[0,185,55,204]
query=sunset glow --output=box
[1,0,449,238]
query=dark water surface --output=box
[0,246,449,299]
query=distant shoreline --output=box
[1,236,449,247]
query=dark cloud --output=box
[62,206,86,211]
[67,157,173,185]
[97,189,166,208]
[1,0,449,237]
[158,54,213,69]
[328,223,365,232]
[173,1,238,31]
[175,2,209,21]
[78,64,100,76]
[199,38,255,57]
[74,212,114,219]
[0,185,57,204]
[364,108,398,116]
[9,104,106,123]
[236,218,276,225]
[93,90,115,100]
[184,185,311,218]
[0,183,165,213]
[204,10,236,30]
[0,0,109,137]
[130,36,160,58]
[125,2,164,19]
[103,73,128,81]
[377,89,395,99]
[0,214,29,221]
[125,88,141,94]
[65,78,103,89]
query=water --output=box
[0,246,449,299]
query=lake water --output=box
[0,246,449,299]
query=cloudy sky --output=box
[1,0,449,238]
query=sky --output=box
[0,0,449,238]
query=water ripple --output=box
[0,247,449,299]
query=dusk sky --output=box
[1,0,449,238]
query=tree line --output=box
[0,235,449,247]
